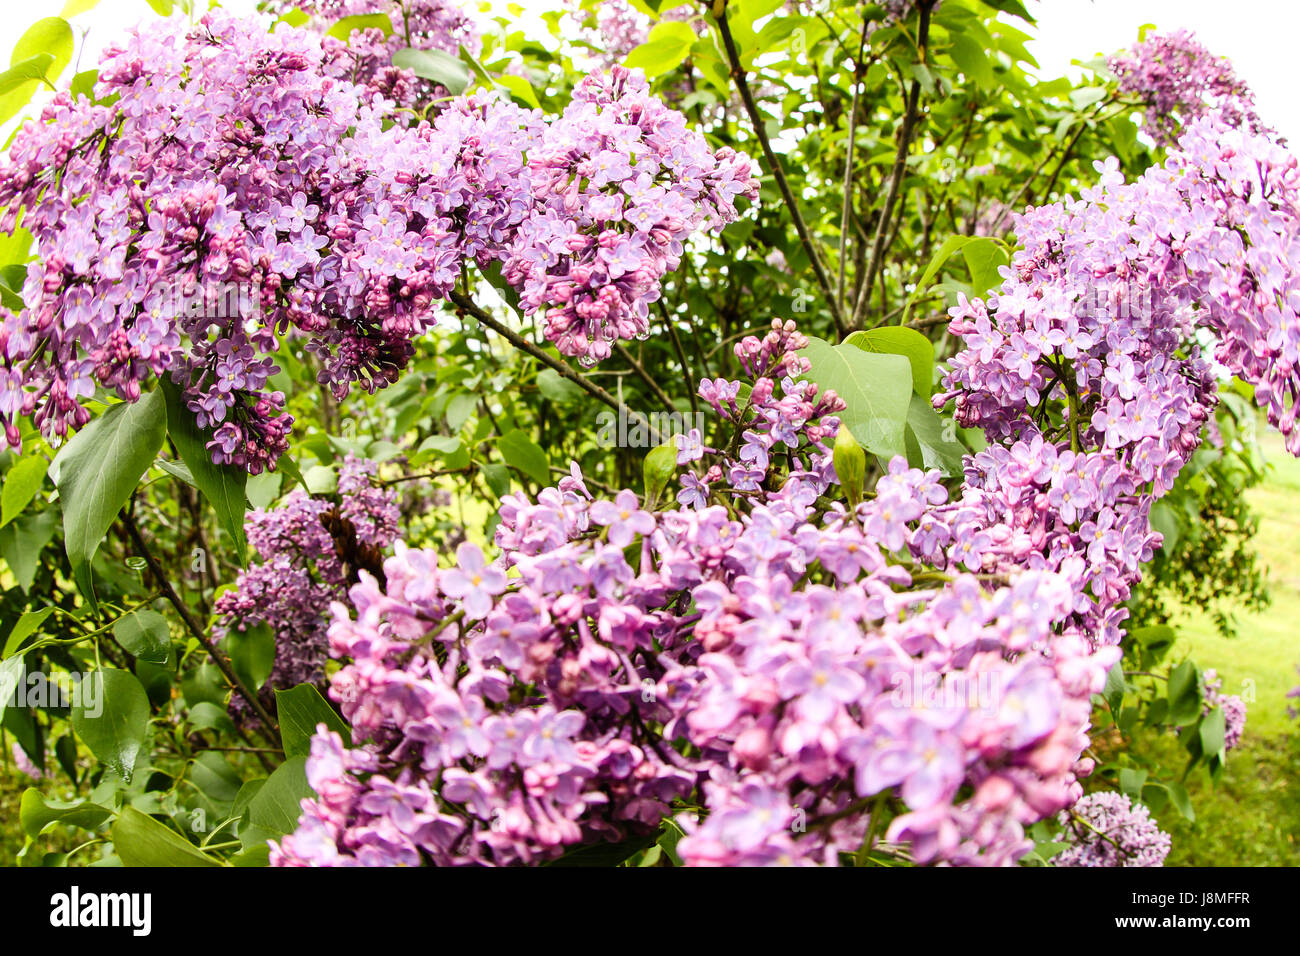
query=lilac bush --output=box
[0,13,754,469]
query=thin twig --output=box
[837,9,872,313]
[849,0,936,332]
[122,511,281,742]
[716,6,847,336]
[614,342,676,411]
[448,290,662,444]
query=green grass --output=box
[1151,424,1300,865]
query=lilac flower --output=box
[440,543,509,619]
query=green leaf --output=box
[225,621,275,693]
[1163,781,1195,821]
[0,653,24,725]
[480,462,511,499]
[71,669,150,782]
[2,606,55,657]
[326,13,393,42]
[417,434,462,457]
[446,391,478,431]
[391,47,470,94]
[1103,661,1128,711]
[144,0,174,15]
[111,806,220,867]
[948,34,993,87]
[843,326,935,398]
[545,828,661,866]
[20,790,111,839]
[191,751,242,807]
[0,54,53,126]
[275,683,349,758]
[624,21,696,78]
[904,234,973,320]
[1166,660,1201,726]
[186,701,235,736]
[56,389,167,605]
[496,73,539,109]
[60,0,104,15]
[112,609,170,664]
[798,336,912,461]
[11,19,74,82]
[1117,767,1147,799]
[498,429,550,486]
[69,68,97,101]
[903,396,966,476]
[0,510,57,592]
[1199,706,1226,758]
[241,756,312,849]
[537,368,584,404]
[2,454,49,527]
[960,237,1009,297]
[245,471,281,511]
[161,377,247,560]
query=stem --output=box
[614,342,675,411]
[716,5,847,337]
[122,511,281,742]
[850,0,935,332]
[836,10,872,313]
[659,304,701,415]
[448,290,662,445]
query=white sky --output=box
[2,1,1298,140]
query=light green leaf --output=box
[625,21,696,78]
[960,238,1010,297]
[111,806,220,867]
[1199,706,1227,758]
[495,73,538,108]
[60,0,104,16]
[20,790,111,838]
[2,606,54,657]
[843,326,936,398]
[537,368,584,404]
[0,654,24,725]
[326,13,393,41]
[799,336,912,461]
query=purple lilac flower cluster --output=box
[214,456,400,714]
[273,0,481,111]
[1055,791,1171,867]
[271,321,1120,867]
[0,14,753,468]
[1108,30,1262,146]
[936,116,1300,647]
[1200,669,1246,752]
[501,67,759,365]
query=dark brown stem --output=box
[122,510,281,742]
